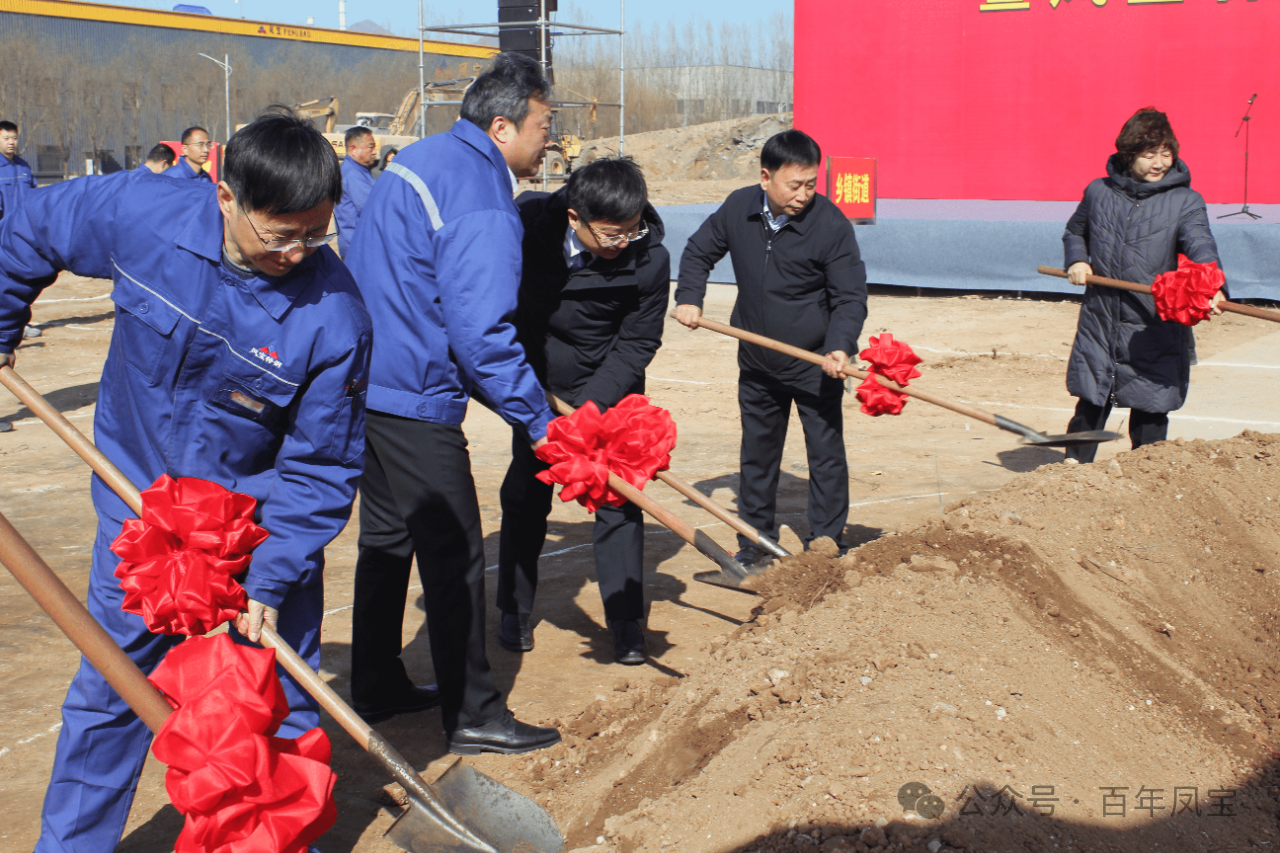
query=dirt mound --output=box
[469,432,1280,852]
[576,113,792,182]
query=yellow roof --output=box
[0,0,498,56]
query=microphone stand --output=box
[1218,94,1261,220]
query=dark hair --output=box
[222,108,342,215]
[181,126,209,144]
[146,143,176,165]
[1115,108,1179,169]
[460,52,551,132]
[565,156,648,224]
[377,146,399,171]
[0,121,17,134]
[760,129,822,172]
[344,126,373,149]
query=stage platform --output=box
[654,199,1280,301]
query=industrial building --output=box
[0,0,495,176]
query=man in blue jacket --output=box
[345,52,560,754]
[164,125,213,181]
[0,120,36,221]
[336,125,377,256]
[0,111,370,852]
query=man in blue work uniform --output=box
[345,52,560,754]
[0,120,36,221]
[0,111,370,852]
[336,125,377,257]
[164,125,213,181]
[136,142,176,174]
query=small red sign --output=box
[827,156,876,223]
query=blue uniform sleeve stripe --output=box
[385,162,444,231]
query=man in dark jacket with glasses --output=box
[497,156,670,665]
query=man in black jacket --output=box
[674,130,867,565]
[498,157,671,664]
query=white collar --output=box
[762,191,790,231]
[564,224,590,269]
[508,167,519,193]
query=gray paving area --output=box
[1172,326,1280,440]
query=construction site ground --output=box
[1,159,1279,853]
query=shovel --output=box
[1038,265,1280,325]
[548,395,789,560]
[683,315,1121,449]
[538,394,761,592]
[0,365,564,853]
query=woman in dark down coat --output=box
[1061,108,1224,463]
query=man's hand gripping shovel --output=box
[0,365,564,853]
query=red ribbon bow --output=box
[535,394,677,513]
[112,474,268,636]
[856,333,923,417]
[149,634,337,853]
[1151,255,1225,326]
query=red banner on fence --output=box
[827,157,877,222]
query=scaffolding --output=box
[417,0,626,188]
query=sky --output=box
[142,0,790,38]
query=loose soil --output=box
[0,180,1278,853]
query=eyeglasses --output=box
[586,220,648,249]
[243,209,339,252]
[186,141,213,149]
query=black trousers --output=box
[497,431,645,622]
[1063,397,1169,464]
[351,412,504,732]
[738,370,848,550]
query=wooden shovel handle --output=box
[0,366,142,514]
[0,365,378,750]
[1038,265,1280,324]
[547,395,782,552]
[539,395,741,573]
[0,509,174,733]
[686,315,1005,431]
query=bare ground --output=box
[1,217,1278,853]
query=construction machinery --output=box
[294,96,340,134]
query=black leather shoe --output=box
[610,619,646,665]
[734,545,768,568]
[498,611,534,652]
[447,710,561,755]
[352,683,441,724]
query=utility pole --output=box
[198,53,232,142]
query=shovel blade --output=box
[692,568,762,593]
[1018,429,1124,448]
[387,761,565,853]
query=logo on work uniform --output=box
[251,345,282,369]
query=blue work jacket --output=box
[336,156,375,257]
[0,169,372,610]
[0,154,36,221]
[165,158,211,181]
[346,118,552,441]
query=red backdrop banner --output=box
[795,0,1278,203]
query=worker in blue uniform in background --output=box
[164,125,213,181]
[0,110,371,852]
[345,52,561,754]
[0,120,37,221]
[336,125,377,257]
